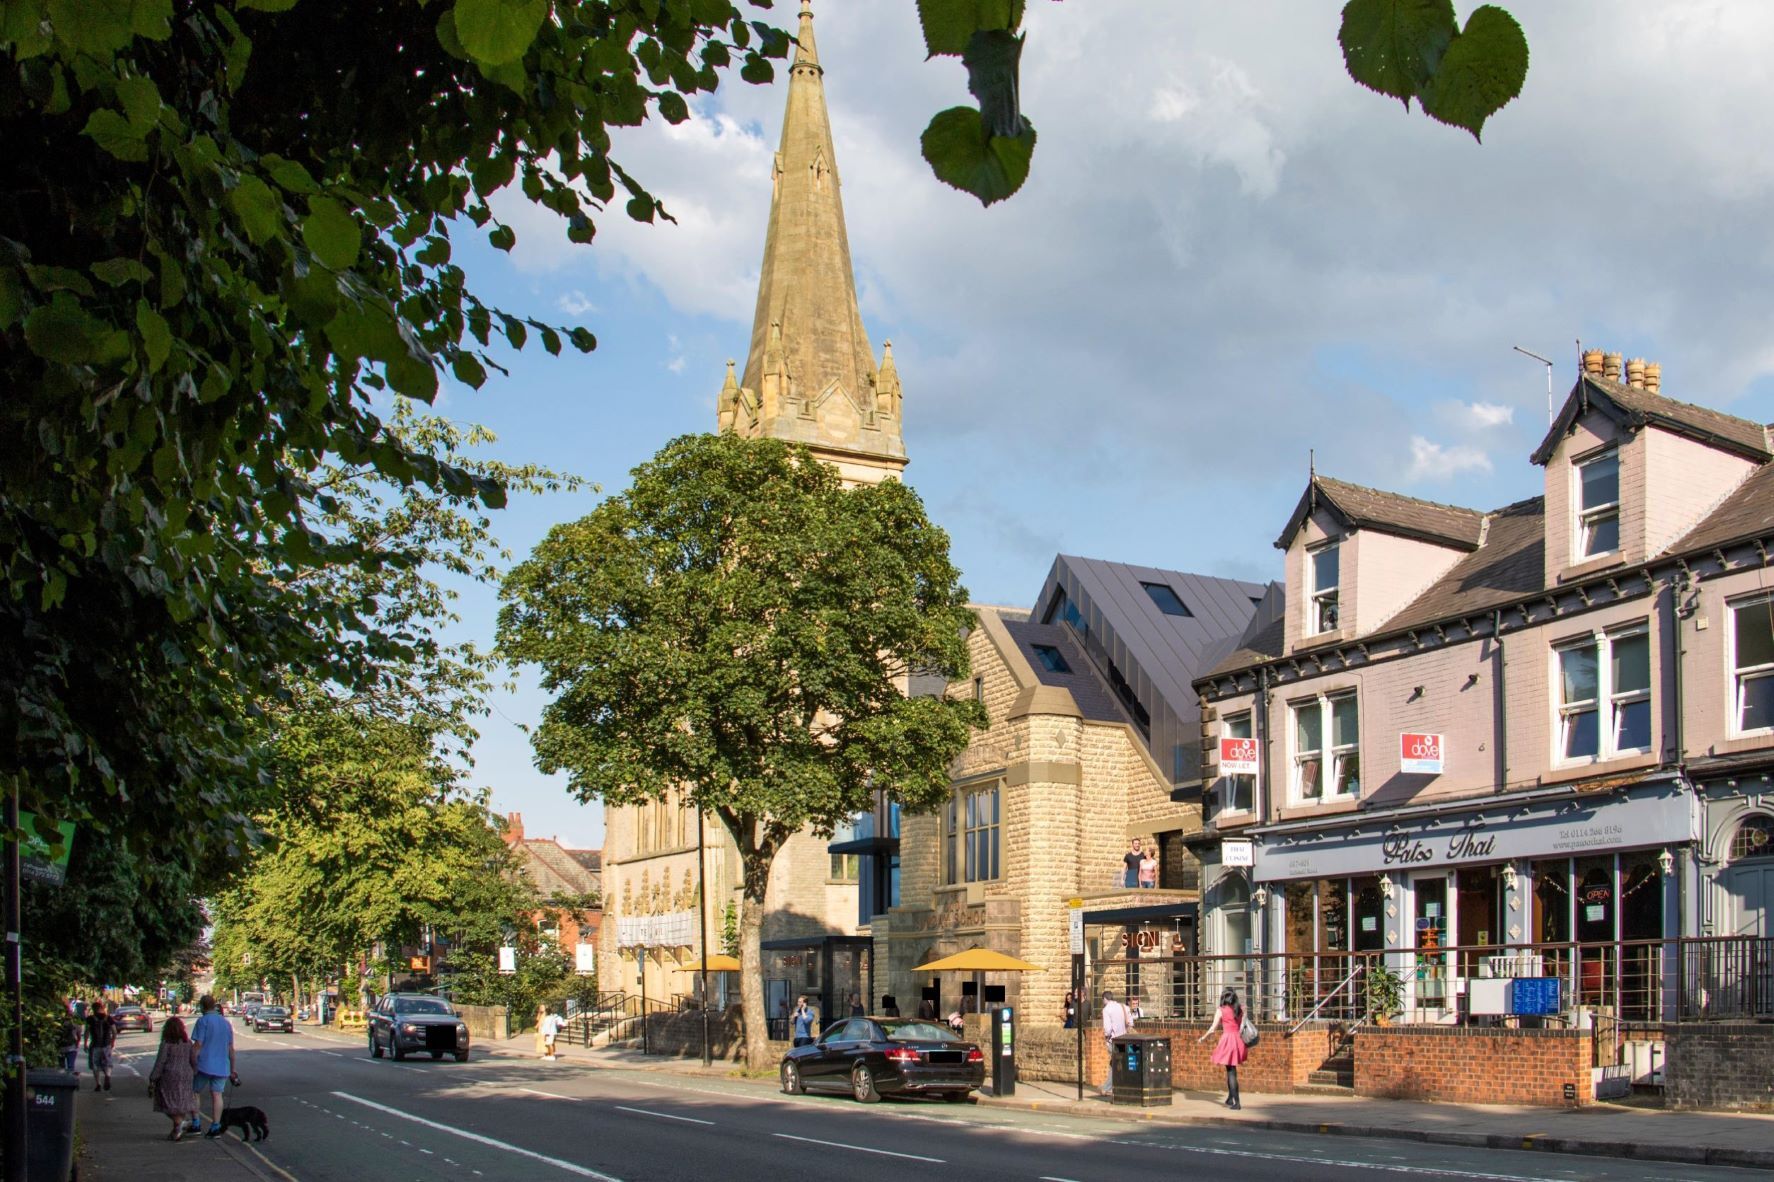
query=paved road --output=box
[99,1023,1764,1182]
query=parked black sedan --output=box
[779,1017,984,1103]
[367,993,470,1062]
[253,1005,295,1033]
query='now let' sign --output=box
[1400,732,1444,775]
[1219,737,1259,776]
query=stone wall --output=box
[456,1004,509,1040]
[1665,1023,1774,1111]
[1354,1025,1592,1107]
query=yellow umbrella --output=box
[914,948,1045,973]
[675,954,742,972]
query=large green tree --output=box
[499,433,984,1068]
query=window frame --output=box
[1288,690,1359,805]
[1141,581,1193,617]
[1220,710,1255,816]
[1552,624,1652,766]
[960,783,1001,884]
[1307,542,1341,636]
[1574,448,1621,561]
[1729,594,1774,738]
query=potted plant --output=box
[1366,964,1403,1025]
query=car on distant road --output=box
[779,1017,984,1103]
[367,993,470,1062]
[254,1005,295,1033]
[240,1002,262,1022]
[111,1005,153,1034]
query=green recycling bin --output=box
[1110,1034,1172,1106]
[26,1068,79,1182]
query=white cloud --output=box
[556,290,597,318]
[1464,401,1515,429]
[1407,436,1492,483]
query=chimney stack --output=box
[1644,361,1661,395]
[506,812,524,844]
[1603,352,1623,382]
[1582,348,1605,377]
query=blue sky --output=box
[434,1,1774,850]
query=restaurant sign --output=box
[1251,781,1695,882]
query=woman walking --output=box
[534,1005,550,1060]
[1197,987,1248,1109]
[148,1017,198,1141]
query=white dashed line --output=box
[612,1106,714,1126]
[771,1133,944,1163]
[331,1092,623,1180]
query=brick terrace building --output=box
[503,813,602,966]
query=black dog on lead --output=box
[218,1105,270,1141]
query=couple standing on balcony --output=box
[1121,838,1158,889]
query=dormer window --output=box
[1576,449,1621,559]
[1308,542,1340,635]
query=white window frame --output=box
[1553,625,1652,765]
[1289,691,1359,804]
[1729,594,1774,737]
[1306,542,1341,636]
[1221,711,1254,816]
[1574,449,1621,561]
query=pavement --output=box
[67,1016,1774,1180]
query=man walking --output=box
[84,999,116,1092]
[191,994,236,1138]
[1099,989,1130,1096]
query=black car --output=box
[239,1002,262,1023]
[112,1005,153,1034]
[253,1005,294,1033]
[779,1017,984,1103]
[367,993,470,1062]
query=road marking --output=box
[332,1092,625,1180]
[234,1139,302,1182]
[613,1105,714,1126]
[771,1133,944,1163]
[1039,1177,1085,1182]
[1106,1140,1558,1182]
[517,1087,574,1101]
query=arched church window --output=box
[1730,814,1774,861]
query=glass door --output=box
[1413,875,1449,1010]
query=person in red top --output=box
[1197,987,1248,1109]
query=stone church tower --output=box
[717,0,907,486]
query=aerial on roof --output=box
[1274,475,1487,552]
[1530,374,1772,466]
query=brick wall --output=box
[1665,1023,1774,1111]
[1355,1026,1592,1106]
[1038,1020,1331,1094]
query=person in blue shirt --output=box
[790,997,816,1047]
[190,995,237,1138]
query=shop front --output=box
[1245,777,1697,1021]
[760,936,872,1038]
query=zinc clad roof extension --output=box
[1000,618,1128,725]
[1275,476,1486,552]
[1531,375,1772,466]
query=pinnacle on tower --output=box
[717,0,906,485]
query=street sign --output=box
[1400,732,1444,774]
[19,811,76,887]
[1221,839,1254,868]
[1219,737,1259,776]
[1068,908,1084,956]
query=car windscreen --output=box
[260,1008,288,1016]
[393,998,452,1016]
[114,1007,141,1015]
[881,1021,960,1043]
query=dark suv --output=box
[367,994,470,1062]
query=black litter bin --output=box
[1109,1034,1172,1106]
[26,1068,79,1182]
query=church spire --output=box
[720,0,906,485]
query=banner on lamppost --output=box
[574,943,596,974]
[497,947,516,975]
[19,811,76,887]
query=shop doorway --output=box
[1411,874,1449,1010]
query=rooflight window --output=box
[1142,582,1192,617]
[1308,543,1340,635]
[1031,644,1071,673]
[1577,450,1621,559]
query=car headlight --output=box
[400,1023,421,1035]
[456,1025,468,1037]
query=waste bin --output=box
[26,1068,79,1182]
[1109,1034,1172,1106]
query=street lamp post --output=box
[696,809,712,1068]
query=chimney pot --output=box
[1626,358,1647,389]
[1582,348,1605,376]
[1644,361,1661,394]
[1603,352,1623,382]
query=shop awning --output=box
[1082,902,1198,927]
[913,948,1045,973]
[675,954,741,972]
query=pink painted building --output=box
[1192,354,1774,1024]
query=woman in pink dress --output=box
[1196,988,1248,1109]
[148,1017,198,1140]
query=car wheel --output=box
[391,1040,406,1062]
[430,1051,443,1060]
[851,1062,880,1104]
[370,1032,383,1059]
[454,1051,469,1063]
[780,1062,804,1096]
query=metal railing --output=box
[1086,936,1773,1028]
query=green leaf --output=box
[919,106,1035,207]
[451,352,488,388]
[302,197,360,269]
[568,327,596,353]
[135,299,171,372]
[24,293,130,365]
[450,0,546,66]
[656,91,689,124]
[227,175,283,244]
[501,315,527,350]
[1420,5,1528,140]
[738,52,773,85]
[115,74,160,129]
[487,224,516,252]
[264,155,318,194]
[624,196,654,223]
[538,325,561,356]
[916,0,1022,57]
[0,268,21,330]
[82,109,147,162]
[47,0,133,54]
[91,257,152,286]
[1338,0,1456,107]
[2,1,52,57]
[238,0,299,9]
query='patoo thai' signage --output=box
[1251,781,1694,882]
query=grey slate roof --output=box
[1381,497,1546,633]
[1000,618,1128,725]
[1275,476,1486,552]
[1531,375,1771,465]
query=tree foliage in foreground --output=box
[498,433,985,1068]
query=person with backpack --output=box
[56,1002,81,1074]
[1197,987,1251,1109]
